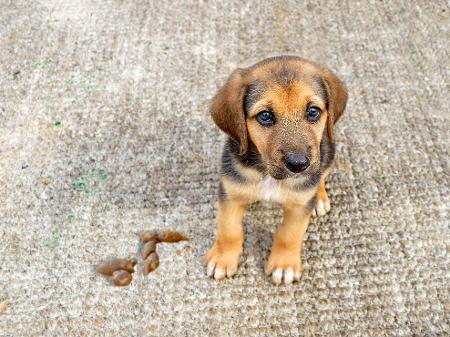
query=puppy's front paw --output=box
[204,242,241,280]
[311,190,330,218]
[265,249,302,285]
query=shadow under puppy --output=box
[205,56,348,285]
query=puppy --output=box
[205,56,347,285]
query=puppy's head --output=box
[210,56,347,180]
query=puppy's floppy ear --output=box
[322,68,348,143]
[210,68,248,154]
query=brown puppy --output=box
[205,56,347,285]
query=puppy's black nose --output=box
[284,153,310,173]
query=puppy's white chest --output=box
[257,176,287,203]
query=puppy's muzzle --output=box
[283,153,310,173]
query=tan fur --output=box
[244,76,329,181]
[265,204,310,280]
[317,178,328,204]
[205,199,246,279]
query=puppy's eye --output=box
[306,106,321,122]
[256,110,275,127]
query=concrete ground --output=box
[0,1,449,336]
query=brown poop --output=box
[95,257,137,276]
[112,270,132,286]
[143,252,160,276]
[140,230,189,243]
[141,240,157,260]
[95,230,189,286]
[140,230,189,276]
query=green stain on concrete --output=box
[42,227,61,249]
[72,181,86,191]
[34,59,53,69]
[72,168,109,197]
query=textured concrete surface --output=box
[0,1,449,336]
